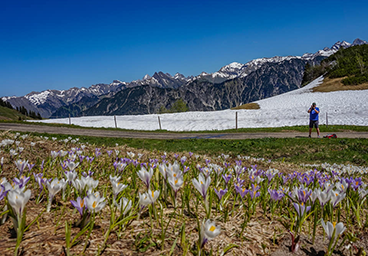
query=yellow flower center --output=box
[173,174,177,177]
[175,179,178,184]
[92,201,97,208]
[242,188,246,193]
[209,226,216,232]
[80,200,84,207]
[333,222,336,228]
[303,191,306,196]
[152,191,155,198]
[356,181,359,186]
[342,185,344,189]
[200,181,203,184]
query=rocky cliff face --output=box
[84,58,307,115]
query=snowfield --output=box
[29,77,368,131]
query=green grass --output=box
[24,131,368,166]
[0,106,33,121]
[2,120,368,133]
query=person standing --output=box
[308,102,320,138]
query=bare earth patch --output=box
[232,103,260,110]
[312,77,368,92]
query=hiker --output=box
[307,102,320,138]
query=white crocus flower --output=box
[7,189,31,218]
[51,151,59,159]
[66,161,79,171]
[46,178,65,212]
[316,188,331,206]
[138,192,152,208]
[192,173,211,200]
[148,189,160,204]
[9,149,18,157]
[330,190,346,207]
[83,176,99,190]
[358,187,368,199]
[109,175,121,184]
[64,170,77,184]
[86,192,106,213]
[72,178,88,193]
[168,171,184,193]
[137,167,154,188]
[115,197,132,215]
[201,219,221,247]
[335,180,348,193]
[127,151,135,158]
[158,163,168,179]
[321,219,346,241]
[255,175,264,184]
[111,180,128,201]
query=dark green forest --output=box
[302,44,368,86]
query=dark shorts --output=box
[309,120,319,128]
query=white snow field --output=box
[29,77,368,131]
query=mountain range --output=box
[2,38,367,118]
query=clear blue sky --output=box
[1,0,368,97]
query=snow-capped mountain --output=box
[128,71,192,89]
[195,38,368,84]
[2,82,124,118]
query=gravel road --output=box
[1,123,368,140]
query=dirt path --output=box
[1,123,368,140]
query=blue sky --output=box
[1,0,368,97]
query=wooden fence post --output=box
[158,116,162,130]
[114,115,117,129]
[236,112,238,130]
[326,112,328,128]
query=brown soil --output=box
[271,232,368,256]
[312,77,368,93]
[232,103,261,110]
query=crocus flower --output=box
[7,189,31,218]
[115,197,132,215]
[358,187,368,199]
[293,202,311,217]
[268,189,284,201]
[85,192,106,213]
[321,219,346,241]
[330,190,346,208]
[138,192,152,209]
[222,174,232,186]
[168,171,184,195]
[50,151,59,159]
[192,173,211,200]
[148,189,160,204]
[46,178,66,212]
[70,197,86,216]
[235,186,248,198]
[0,185,7,201]
[201,219,221,248]
[297,187,312,203]
[66,161,79,171]
[64,170,77,184]
[137,167,154,189]
[14,159,28,176]
[111,180,128,199]
[214,188,228,200]
[316,188,331,206]
[13,176,30,188]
